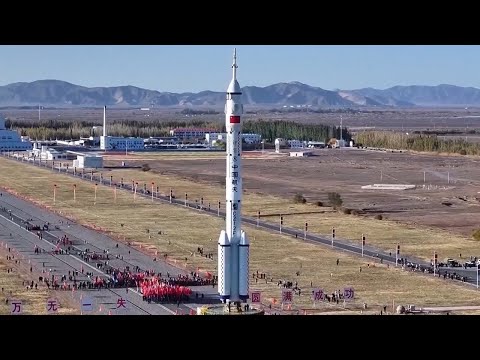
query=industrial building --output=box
[0,116,32,151]
[205,133,227,146]
[242,133,262,144]
[99,106,143,150]
[288,139,305,148]
[307,141,326,148]
[72,154,103,169]
[144,137,179,145]
[29,143,74,161]
[169,127,218,138]
[289,151,313,157]
[100,136,144,150]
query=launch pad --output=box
[197,304,264,315]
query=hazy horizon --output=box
[0,45,479,92]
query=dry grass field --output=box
[86,161,480,263]
[0,248,78,315]
[99,148,480,263]
[90,167,317,218]
[103,148,480,238]
[262,213,478,263]
[1,157,480,313]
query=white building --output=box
[334,139,346,148]
[205,133,227,146]
[30,144,70,161]
[170,128,218,138]
[100,136,144,151]
[72,154,103,169]
[307,141,326,148]
[288,139,306,149]
[0,116,32,151]
[242,133,262,144]
[289,151,313,157]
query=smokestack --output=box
[103,105,107,138]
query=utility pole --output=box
[361,234,365,257]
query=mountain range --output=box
[0,80,480,108]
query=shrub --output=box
[316,201,323,207]
[374,214,383,220]
[460,149,467,155]
[342,208,352,215]
[328,192,343,207]
[473,229,480,241]
[293,193,306,204]
[141,163,151,172]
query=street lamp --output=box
[477,263,479,289]
[361,234,365,257]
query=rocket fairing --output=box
[217,48,250,303]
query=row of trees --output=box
[9,119,223,141]
[243,120,351,142]
[7,118,351,143]
[356,131,480,155]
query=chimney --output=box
[103,105,107,138]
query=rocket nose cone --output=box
[240,231,250,245]
[218,230,229,245]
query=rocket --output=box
[218,48,250,304]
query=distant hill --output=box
[0,80,479,108]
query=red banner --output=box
[230,116,240,124]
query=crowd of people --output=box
[141,277,192,303]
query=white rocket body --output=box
[217,230,231,298]
[218,49,249,303]
[238,230,250,298]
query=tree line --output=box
[356,131,480,156]
[6,118,351,143]
[243,120,351,142]
[7,119,223,141]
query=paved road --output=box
[2,152,479,292]
[0,191,219,315]
[421,305,480,312]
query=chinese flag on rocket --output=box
[230,116,240,124]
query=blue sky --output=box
[0,45,478,92]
